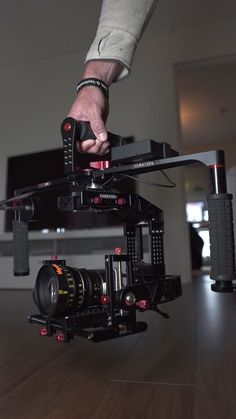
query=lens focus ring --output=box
[33,263,105,317]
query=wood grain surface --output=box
[0,275,236,419]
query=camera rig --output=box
[0,117,235,343]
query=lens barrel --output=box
[33,263,105,317]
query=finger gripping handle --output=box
[13,221,30,276]
[207,193,236,291]
[61,117,123,175]
[77,121,122,146]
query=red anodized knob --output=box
[56,334,65,343]
[136,300,150,310]
[100,295,111,305]
[93,196,103,204]
[117,198,126,206]
[39,328,48,337]
[64,122,72,131]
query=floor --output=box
[0,275,236,419]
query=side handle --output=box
[207,193,236,291]
[12,220,30,276]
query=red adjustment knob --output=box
[89,161,110,170]
[64,122,72,131]
[93,196,103,204]
[115,247,122,255]
[100,295,111,305]
[117,198,126,206]
[56,334,65,343]
[136,300,150,310]
[39,328,48,337]
[12,199,22,208]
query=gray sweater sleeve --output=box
[85,0,158,80]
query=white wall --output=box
[1,3,236,286]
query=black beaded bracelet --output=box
[76,78,109,98]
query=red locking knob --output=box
[100,295,111,305]
[39,328,48,337]
[56,334,65,343]
[136,300,150,310]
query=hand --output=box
[68,85,110,156]
[68,61,123,155]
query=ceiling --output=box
[175,59,236,146]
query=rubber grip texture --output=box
[207,193,236,281]
[77,121,122,146]
[13,221,30,276]
[78,121,96,141]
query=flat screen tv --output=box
[5,148,135,232]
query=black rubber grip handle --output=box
[61,117,123,175]
[61,117,122,145]
[76,120,123,146]
[77,121,96,141]
[12,220,30,276]
[207,193,236,291]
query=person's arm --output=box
[69,60,123,155]
[68,0,158,155]
[85,0,158,80]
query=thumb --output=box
[90,116,108,143]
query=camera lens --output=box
[48,275,58,305]
[33,263,106,317]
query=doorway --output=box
[175,56,236,270]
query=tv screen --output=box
[5,148,135,232]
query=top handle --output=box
[61,117,94,175]
[61,117,122,175]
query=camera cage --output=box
[0,117,235,343]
